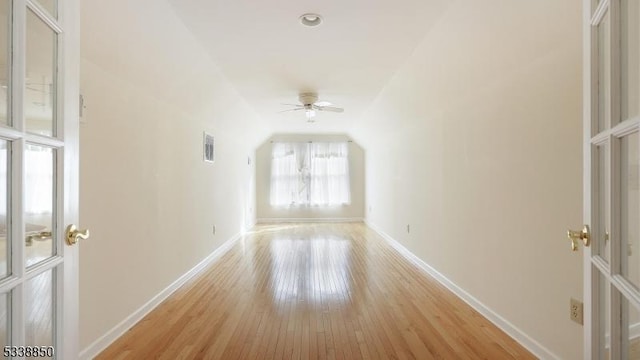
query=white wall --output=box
[256,134,365,221]
[351,0,583,358]
[79,0,267,353]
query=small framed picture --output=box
[203,132,214,163]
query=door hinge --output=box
[79,94,84,117]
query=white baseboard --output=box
[257,217,363,224]
[244,219,257,233]
[364,219,559,360]
[79,232,243,360]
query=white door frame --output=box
[60,0,80,357]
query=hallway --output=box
[97,223,534,359]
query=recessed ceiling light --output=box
[300,13,322,27]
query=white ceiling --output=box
[167,0,448,133]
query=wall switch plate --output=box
[203,132,214,163]
[212,225,216,235]
[407,224,410,233]
[570,298,583,325]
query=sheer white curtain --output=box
[270,141,350,206]
[25,145,53,214]
[309,142,350,205]
[270,142,308,206]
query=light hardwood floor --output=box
[97,223,535,359]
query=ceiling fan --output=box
[279,93,344,122]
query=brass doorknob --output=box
[567,225,590,251]
[66,224,90,246]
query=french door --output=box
[0,0,80,358]
[583,0,640,358]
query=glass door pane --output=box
[599,272,611,359]
[0,140,7,278]
[621,132,640,288]
[598,10,611,133]
[0,293,7,350]
[25,270,53,348]
[621,0,639,121]
[593,0,604,16]
[0,0,9,126]
[25,144,55,267]
[34,0,56,19]
[595,144,611,262]
[26,10,57,137]
[622,297,640,359]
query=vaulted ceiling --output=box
[167,0,449,133]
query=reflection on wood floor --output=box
[0,267,53,349]
[0,234,54,349]
[25,269,53,347]
[98,223,535,359]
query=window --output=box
[270,142,350,206]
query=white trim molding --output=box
[79,232,243,360]
[365,219,560,360]
[257,217,363,224]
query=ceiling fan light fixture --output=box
[305,109,316,119]
[300,13,322,27]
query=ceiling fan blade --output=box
[314,101,333,107]
[314,105,344,113]
[281,103,303,107]
[278,108,305,113]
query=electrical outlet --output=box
[212,225,216,235]
[570,298,583,325]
